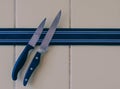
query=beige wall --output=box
[0,0,120,89]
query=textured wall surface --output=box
[0,0,120,89]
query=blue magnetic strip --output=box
[0,28,120,45]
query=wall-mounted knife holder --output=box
[0,28,120,45]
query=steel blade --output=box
[28,18,46,47]
[39,10,61,52]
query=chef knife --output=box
[12,18,46,80]
[23,10,61,86]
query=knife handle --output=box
[12,44,34,80]
[23,52,41,86]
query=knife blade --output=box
[12,18,46,80]
[23,10,61,86]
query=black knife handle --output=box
[23,52,41,86]
[12,44,34,80]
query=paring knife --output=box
[12,18,46,80]
[23,10,61,86]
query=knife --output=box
[23,10,61,86]
[12,18,46,80]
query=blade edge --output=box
[28,18,46,47]
[39,10,61,52]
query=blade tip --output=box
[43,18,46,24]
[44,18,47,21]
[59,10,62,15]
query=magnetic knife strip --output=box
[0,28,120,45]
